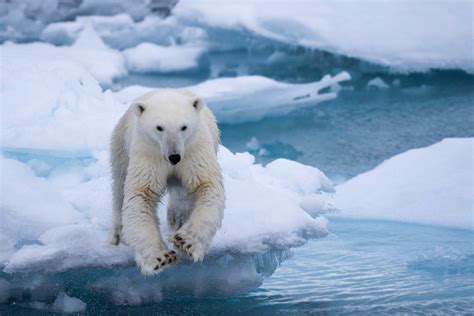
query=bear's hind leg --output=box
[167,177,193,231]
[171,170,225,262]
[109,128,129,245]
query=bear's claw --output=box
[153,250,177,270]
[170,232,205,262]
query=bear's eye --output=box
[156,126,163,131]
[181,126,187,131]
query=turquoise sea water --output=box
[2,41,474,313]
[5,218,471,314]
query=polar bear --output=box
[109,89,225,275]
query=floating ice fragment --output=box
[52,292,87,314]
[367,77,390,90]
[117,71,351,123]
[123,42,206,73]
[334,138,474,229]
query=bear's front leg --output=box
[121,165,177,275]
[171,161,225,262]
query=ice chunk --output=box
[0,156,83,244]
[116,72,351,123]
[123,43,206,73]
[1,45,125,151]
[42,14,206,49]
[246,137,260,151]
[26,292,87,313]
[92,275,163,305]
[4,147,330,274]
[41,14,136,46]
[91,249,291,299]
[334,138,474,229]
[174,0,474,73]
[1,42,332,296]
[1,25,126,86]
[0,1,178,42]
[367,77,389,90]
[52,292,87,314]
[1,248,291,304]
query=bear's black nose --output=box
[169,154,181,165]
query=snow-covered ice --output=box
[0,42,333,301]
[3,0,472,74]
[1,37,348,151]
[117,71,351,123]
[42,14,206,49]
[123,42,206,73]
[2,149,332,273]
[1,45,122,151]
[334,138,474,230]
[0,147,331,298]
[0,0,178,43]
[174,0,474,73]
[2,24,126,86]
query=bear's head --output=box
[132,89,204,165]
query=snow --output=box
[174,0,474,73]
[334,138,474,230]
[116,71,351,123]
[0,157,83,245]
[123,43,206,73]
[1,44,123,151]
[1,24,126,86]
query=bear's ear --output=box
[132,101,146,116]
[192,97,204,111]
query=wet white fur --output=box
[109,89,224,275]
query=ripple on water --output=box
[258,218,474,314]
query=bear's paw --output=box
[171,232,205,262]
[136,250,178,275]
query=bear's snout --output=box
[169,154,181,165]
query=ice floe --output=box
[2,24,126,86]
[334,138,474,229]
[175,0,474,73]
[123,42,206,73]
[1,42,333,300]
[117,71,351,123]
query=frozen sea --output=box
[1,1,474,314]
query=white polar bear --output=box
[109,89,225,275]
